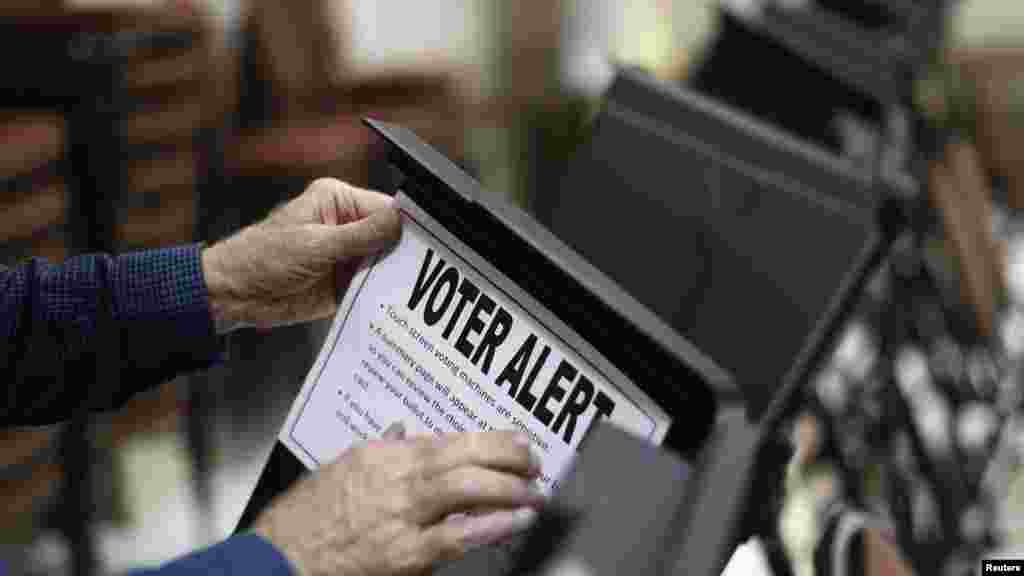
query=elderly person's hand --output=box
[201,178,402,332]
[254,425,544,576]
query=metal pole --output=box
[59,30,125,576]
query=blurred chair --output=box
[0,111,66,548]
[0,5,221,570]
[117,13,225,252]
[0,112,66,266]
[953,47,1024,211]
[109,2,237,546]
[225,0,465,196]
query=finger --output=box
[410,466,544,525]
[341,184,396,220]
[321,206,402,261]
[416,432,541,479]
[382,421,407,441]
[308,178,395,223]
[422,506,539,561]
[289,179,393,226]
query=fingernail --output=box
[528,451,543,476]
[514,434,543,473]
[382,421,406,440]
[528,482,546,499]
[525,485,548,506]
[461,507,538,551]
[510,507,538,529]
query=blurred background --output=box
[1,0,1024,575]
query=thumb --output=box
[321,207,401,261]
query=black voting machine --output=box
[543,68,887,422]
[517,1,956,574]
[520,73,892,576]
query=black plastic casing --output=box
[368,118,723,459]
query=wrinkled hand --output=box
[201,178,402,332]
[254,425,544,576]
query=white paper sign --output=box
[279,194,670,493]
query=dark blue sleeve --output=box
[128,534,296,576]
[1,244,225,427]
